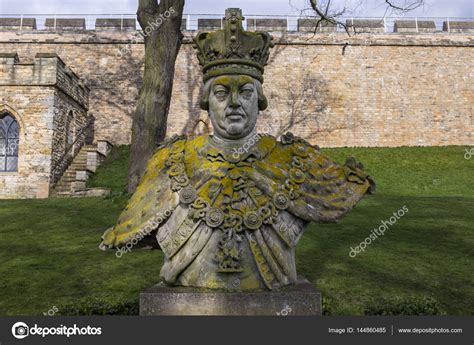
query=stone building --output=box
[0,52,90,198]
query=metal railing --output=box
[50,115,94,185]
[0,14,472,33]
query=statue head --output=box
[193,8,273,141]
[200,75,267,140]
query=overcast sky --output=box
[0,0,472,17]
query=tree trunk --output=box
[128,0,185,193]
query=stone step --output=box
[73,155,88,160]
[69,165,87,170]
[72,159,88,164]
[58,179,74,184]
[55,185,72,190]
[54,188,72,193]
[51,142,112,197]
[69,164,87,168]
[54,192,74,196]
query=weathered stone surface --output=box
[86,151,105,172]
[0,54,89,198]
[95,18,137,32]
[75,169,92,181]
[84,187,110,197]
[347,19,385,33]
[103,10,374,294]
[443,21,474,33]
[197,18,221,30]
[297,18,337,32]
[44,18,86,31]
[96,139,113,156]
[52,143,109,197]
[394,20,436,33]
[140,276,321,316]
[0,18,36,30]
[247,18,287,31]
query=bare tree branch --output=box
[299,0,425,36]
[385,0,424,12]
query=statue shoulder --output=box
[264,132,321,162]
[253,132,374,223]
[156,134,188,152]
[146,134,189,168]
[278,132,320,151]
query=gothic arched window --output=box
[0,113,20,172]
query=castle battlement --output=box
[0,52,89,109]
[0,15,473,34]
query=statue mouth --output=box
[226,113,246,121]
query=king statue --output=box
[100,8,375,291]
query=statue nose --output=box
[230,91,241,108]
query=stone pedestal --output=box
[140,276,321,316]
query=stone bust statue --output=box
[100,8,374,291]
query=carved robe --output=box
[100,133,374,290]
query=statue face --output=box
[208,75,259,140]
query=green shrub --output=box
[322,297,333,315]
[364,296,445,315]
[57,298,139,316]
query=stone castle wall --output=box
[0,86,53,198]
[0,30,472,147]
[0,54,89,198]
[50,89,89,185]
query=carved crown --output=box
[193,8,274,83]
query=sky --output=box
[0,0,472,17]
[0,0,474,18]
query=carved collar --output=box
[198,134,276,164]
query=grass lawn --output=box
[0,145,472,315]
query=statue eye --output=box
[214,89,228,98]
[240,88,254,97]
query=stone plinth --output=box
[140,276,321,316]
